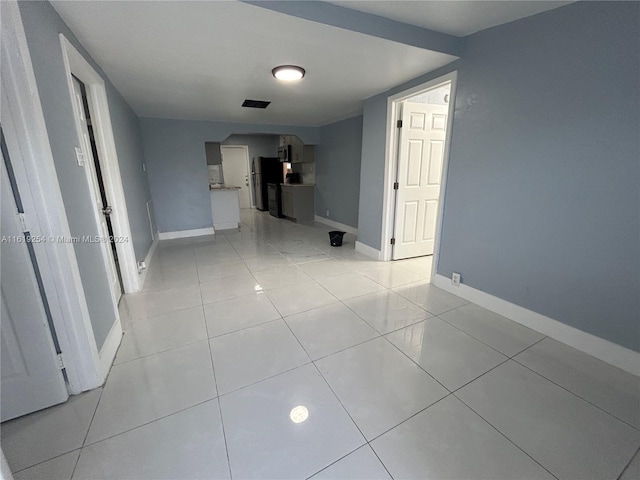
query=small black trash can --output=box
[329,231,346,247]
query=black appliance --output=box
[278,145,292,163]
[252,157,283,211]
[267,183,283,218]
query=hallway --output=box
[2,210,639,479]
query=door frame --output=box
[59,34,140,295]
[380,71,458,278]
[1,1,104,393]
[221,145,253,207]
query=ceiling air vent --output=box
[242,99,271,109]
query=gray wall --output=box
[18,1,153,349]
[358,1,640,351]
[139,117,319,233]
[316,116,363,228]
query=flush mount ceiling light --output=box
[272,65,305,81]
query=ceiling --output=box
[51,1,571,126]
[329,1,574,37]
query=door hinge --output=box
[393,182,399,190]
[56,353,65,370]
[390,238,396,245]
[17,213,28,233]
[397,120,403,128]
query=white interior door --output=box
[71,77,121,304]
[1,153,69,422]
[392,101,448,260]
[221,146,251,209]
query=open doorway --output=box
[74,76,124,301]
[60,34,142,381]
[60,34,140,296]
[381,72,458,269]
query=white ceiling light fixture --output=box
[272,65,305,81]
[289,405,309,423]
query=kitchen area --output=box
[207,134,316,229]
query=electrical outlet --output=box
[451,272,461,287]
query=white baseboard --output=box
[355,241,382,260]
[314,215,358,236]
[213,222,240,231]
[432,274,640,376]
[157,227,215,240]
[138,233,159,291]
[99,318,122,383]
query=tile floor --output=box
[2,210,639,479]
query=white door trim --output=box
[59,34,141,295]
[60,35,128,378]
[380,71,458,277]
[221,145,253,207]
[1,1,102,393]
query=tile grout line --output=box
[338,290,435,334]
[202,303,234,480]
[69,387,105,479]
[279,314,392,479]
[215,359,315,399]
[452,392,560,480]
[434,309,542,358]
[510,354,640,432]
[380,333,452,393]
[306,334,383,363]
[113,337,210,367]
[364,393,455,445]
[303,445,369,480]
[80,396,220,450]
[122,302,204,325]
[309,360,396,478]
[281,296,457,480]
[616,445,640,480]
[10,448,81,476]
[445,337,546,396]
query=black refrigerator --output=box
[252,157,283,211]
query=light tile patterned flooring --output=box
[2,210,639,479]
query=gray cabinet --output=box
[291,144,315,164]
[279,135,292,147]
[280,185,314,223]
[279,135,315,163]
[282,189,294,218]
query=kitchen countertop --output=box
[280,183,315,187]
[209,184,240,190]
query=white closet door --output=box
[393,101,448,260]
[1,153,68,421]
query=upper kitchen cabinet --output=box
[279,135,315,164]
[279,135,291,147]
